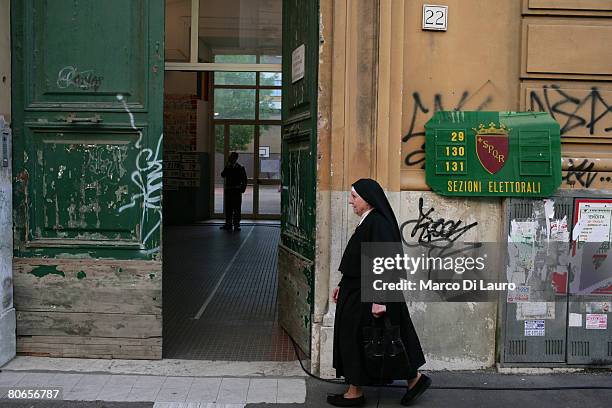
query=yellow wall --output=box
[401,0,522,189]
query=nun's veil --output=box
[352,178,402,242]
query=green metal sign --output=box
[425,111,562,197]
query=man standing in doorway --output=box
[220,152,248,231]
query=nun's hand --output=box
[332,286,340,303]
[372,303,386,317]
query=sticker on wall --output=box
[507,285,530,303]
[551,268,568,294]
[585,314,608,330]
[569,313,583,328]
[585,302,611,314]
[550,217,569,242]
[524,320,545,336]
[510,220,537,244]
[516,302,555,320]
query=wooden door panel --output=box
[25,0,148,110]
[26,126,143,244]
[279,0,318,355]
[12,0,164,358]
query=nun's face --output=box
[349,189,372,216]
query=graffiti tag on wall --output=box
[528,85,612,137]
[56,66,104,92]
[403,84,495,169]
[117,94,162,254]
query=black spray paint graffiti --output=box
[563,159,597,188]
[400,197,478,245]
[400,198,480,284]
[403,91,493,168]
[529,85,612,137]
[56,66,104,92]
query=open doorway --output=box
[161,0,297,361]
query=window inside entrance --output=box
[213,70,282,218]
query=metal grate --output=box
[545,339,564,355]
[510,200,535,221]
[555,201,573,221]
[571,341,590,357]
[508,340,527,355]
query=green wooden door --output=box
[11,0,164,358]
[279,0,318,355]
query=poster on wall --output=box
[585,314,607,330]
[524,320,545,336]
[571,199,612,295]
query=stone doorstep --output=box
[1,356,307,377]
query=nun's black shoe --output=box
[326,393,365,407]
[401,374,431,406]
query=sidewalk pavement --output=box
[0,365,611,408]
[0,370,305,406]
[255,370,612,408]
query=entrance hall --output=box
[163,222,298,360]
[162,0,300,361]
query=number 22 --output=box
[425,10,444,25]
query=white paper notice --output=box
[507,285,530,303]
[516,302,555,320]
[544,199,555,220]
[568,313,583,327]
[576,205,612,243]
[510,220,537,243]
[585,314,608,330]
[550,217,570,242]
[524,320,545,336]
[291,44,305,83]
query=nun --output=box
[328,178,430,407]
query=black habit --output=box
[333,179,426,386]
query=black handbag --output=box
[362,314,412,383]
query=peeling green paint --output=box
[30,265,65,278]
[76,271,87,280]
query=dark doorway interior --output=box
[162,222,300,361]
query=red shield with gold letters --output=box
[476,134,508,174]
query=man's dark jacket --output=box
[221,163,247,193]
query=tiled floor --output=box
[163,223,302,361]
[0,371,306,405]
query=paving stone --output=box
[163,377,195,389]
[97,385,133,401]
[63,385,100,401]
[276,378,306,403]
[246,379,277,403]
[47,373,83,391]
[134,375,167,388]
[186,377,222,402]
[156,387,190,403]
[107,374,140,387]
[74,374,111,387]
[16,372,56,387]
[0,372,26,387]
[216,378,249,404]
[127,387,162,402]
